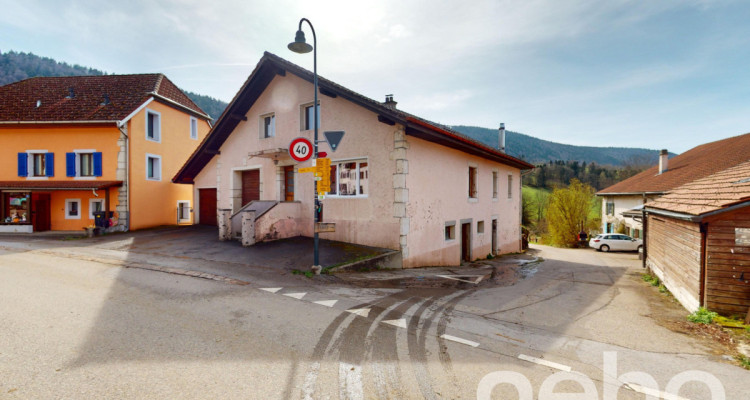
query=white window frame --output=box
[190,117,198,140]
[89,198,105,220]
[73,149,97,180]
[445,221,456,241]
[26,150,49,180]
[65,199,81,220]
[492,170,498,199]
[260,113,275,139]
[146,153,162,181]
[145,109,161,143]
[507,173,513,199]
[300,101,320,131]
[328,158,369,198]
[177,200,191,223]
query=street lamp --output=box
[288,18,321,272]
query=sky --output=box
[2,0,750,154]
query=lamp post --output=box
[288,18,321,271]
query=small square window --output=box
[65,199,81,219]
[146,154,161,181]
[477,221,485,234]
[261,114,275,138]
[178,201,191,223]
[445,222,456,240]
[89,199,104,220]
[190,117,198,140]
[146,110,161,142]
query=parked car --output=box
[589,234,643,252]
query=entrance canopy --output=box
[0,181,122,191]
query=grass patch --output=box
[291,269,314,278]
[737,355,750,370]
[687,307,718,324]
[641,273,660,286]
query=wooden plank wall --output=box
[705,207,750,316]
[646,215,702,312]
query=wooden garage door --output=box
[242,169,260,206]
[198,188,217,226]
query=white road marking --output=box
[440,334,480,347]
[302,361,320,400]
[339,362,364,400]
[346,308,371,318]
[259,287,282,293]
[518,354,572,372]
[313,299,338,307]
[626,383,691,400]
[381,318,407,329]
[283,292,306,299]
[436,274,484,284]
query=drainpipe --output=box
[641,193,647,269]
[699,222,708,307]
[117,122,130,232]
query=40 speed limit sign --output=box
[289,137,313,162]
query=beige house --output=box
[174,52,533,268]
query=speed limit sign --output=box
[289,137,313,162]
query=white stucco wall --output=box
[601,195,644,235]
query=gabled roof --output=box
[646,160,750,216]
[174,52,533,184]
[0,74,209,124]
[598,132,750,195]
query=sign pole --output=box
[312,27,320,273]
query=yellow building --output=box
[0,74,211,232]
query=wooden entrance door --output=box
[461,222,471,262]
[198,188,217,226]
[242,170,260,207]
[284,166,295,202]
[32,193,51,232]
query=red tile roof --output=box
[598,132,750,195]
[0,181,122,190]
[646,161,750,216]
[0,74,207,123]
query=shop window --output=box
[3,193,30,224]
[65,199,81,219]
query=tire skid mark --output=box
[435,290,476,373]
[406,293,442,400]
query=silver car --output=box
[589,234,643,252]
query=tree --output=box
[546,179,597,247]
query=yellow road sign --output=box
[298,167,317,173]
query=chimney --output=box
[383,94,397,109]
[658,149,668,174]
[498,123,506,153]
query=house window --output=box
[18,152,54,178]
[190,117,198,140]
[65,199,81,219]
[445,221,456,240]
[146,154,161,181]
[469,167,478,198]
[89,199,104,220]
[66,151,102,178]
[507,174,513,199]
[301,102,320,130]
[329,159,368,196]
[492,171,498,199]
[177,201,191,223]
[477,220,485,234]
[606,201,615,216]
[261,114,275,138]
[3,192,30,223]
[146,109,161,142]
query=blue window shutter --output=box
[45,152,54,177]
[66,153,76,177]
[93,152,103,177]
[17,153,28,177]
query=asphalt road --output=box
[0,232,747,399]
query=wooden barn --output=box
[644,160,750,319]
